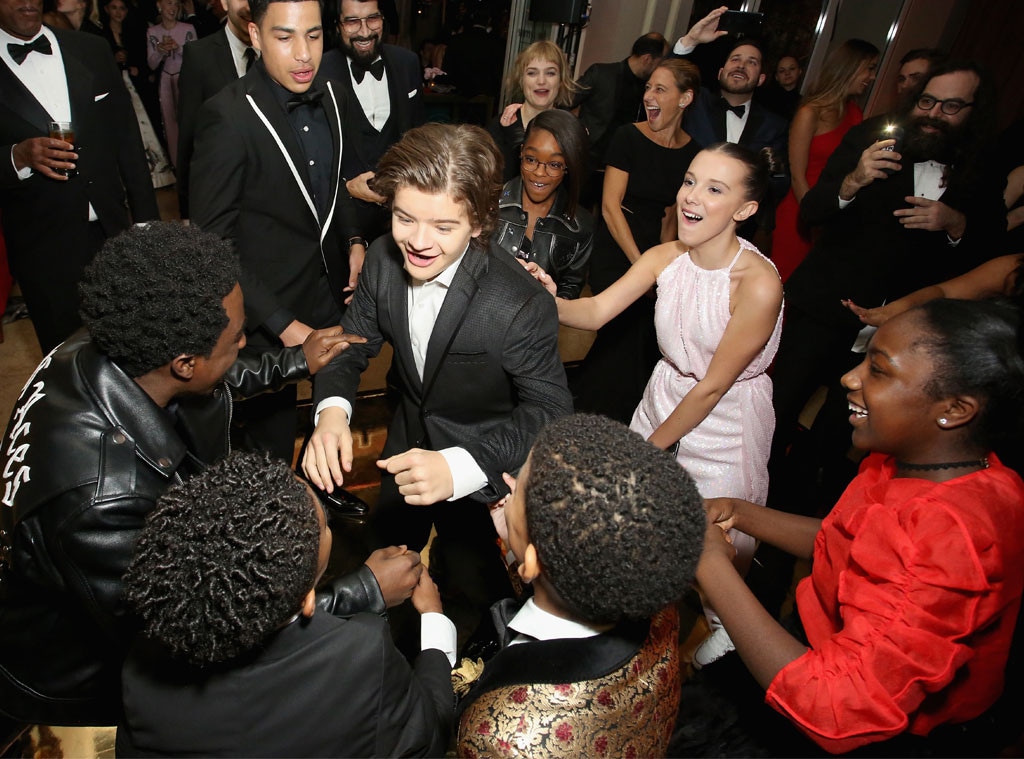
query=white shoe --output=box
[692,624,735,669]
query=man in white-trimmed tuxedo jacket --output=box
[190,0,364,458]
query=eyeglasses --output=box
[340,12,384,33]
[915,95,974,115]
[521,155,566,176]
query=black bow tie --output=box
[352,58,384,84]
[285,88,323,112]
[719,100,746,119]
[8,35,52,65]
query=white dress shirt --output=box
[671,40,749,143]
[223,24,257,78]
[421,611,457,665]
[348,55,391,130]
[506,597,608,646]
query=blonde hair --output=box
[802,39,879,114]
[506,40,579,108]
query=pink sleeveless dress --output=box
[630,239,783,507]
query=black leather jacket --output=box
[492,178,594,299]
[0,331,384,725]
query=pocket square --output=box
[407,88,418,99]
[94,92,109,102]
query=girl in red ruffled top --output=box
[697,297,1024,754]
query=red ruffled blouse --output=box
[766,453,1024,754]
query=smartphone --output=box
[717,10,765,37]
[879,123,904,174]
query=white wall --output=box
[576,0,696,75]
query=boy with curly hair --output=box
[117,451,454,756]
[456,414,706,757]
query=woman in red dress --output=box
[697,298,1024,754]
[772,39,878,282]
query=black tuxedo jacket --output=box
[190,62,360,342]
[0,28,157,249]
[571,59,643,164]
[787,114,1007,334]
[319,43,425,178]
[313,237,573,503]
[176,26,237,218]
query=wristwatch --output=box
[348,236,368,250]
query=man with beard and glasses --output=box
[319,0,424,243]
[672,6,788,247]
[751,60,1006,619]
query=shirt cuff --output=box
[440,446,488,501]
[11,147,32,180]
[673,40,695,55]
[838,196,853,209]
[264,307,296,339]
[314,397,352,426]
[421,611,457,666]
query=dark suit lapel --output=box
[421,250,483,399]
[242,68,319,225]
[213,31,237,85]
[61,37,95,131]
[382,47,408,132]
[0,55,54,132]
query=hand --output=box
[521,261,557,297]
[344,244,365,305]
[699,512,736,564]
[279,319,313,348]
[681,5,729,47]
[302,406,352,492]
[301,326,366,374]
[840,140,900,198]
[410,565,443,614]
[364,545,424,607]
[500,102,523,127]
[114,49,127,64]
[377,448,454,506]
[704,497,739,531]
[841,298,890,327]
[345,171,386,204]
[12,136,76,181]
[894,197,966,237]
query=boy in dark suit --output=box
[118,451,455,757]
[303,123,573,633]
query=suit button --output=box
[112,431,126,444]
[157,457,172,468]
[511,246,518,252]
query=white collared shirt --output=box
[348,55,390,131]
[223,24,257,78]
[507,597,608,646]
[725,102,751,144]
[0,26,70,122]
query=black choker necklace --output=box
[896,457,989,472]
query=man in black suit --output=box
[0,0,157,352]
[319,0,424,242]
[176,0,257,219]
[190,0,364,460]
[303,124,573,632]
[673,8,788,245]
[754,60,1005,616]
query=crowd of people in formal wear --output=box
[2,0,1024,755]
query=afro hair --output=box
[78,221,240,377]
[123,450,320,666]
[524,414,705,624]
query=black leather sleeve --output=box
[315,564,386,617]
[224,345,309,400]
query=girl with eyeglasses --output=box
[575,58,704,423]
[492,109,593,299]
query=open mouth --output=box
[848,401,868,419]
[681,211,702,223]
[292,68,315,84]
[646,106,661,121]
[406,250,438,268]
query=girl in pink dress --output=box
[147,0,195,169]
[772,39,878,282]
[530,143,784,667]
